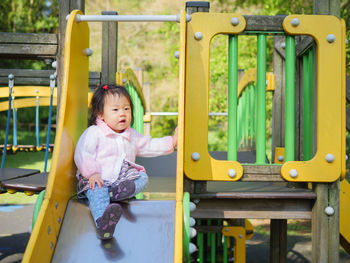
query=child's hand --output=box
[89,174,104,189]
[172,127,178,147]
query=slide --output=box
[22,10,180,262]
[340,179,350,254]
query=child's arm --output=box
[135,127,177,157]
[74,127,102,180]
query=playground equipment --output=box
[21,3,349,263]
[0,74,57,195]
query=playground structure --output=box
[0,1,346,263]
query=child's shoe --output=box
[109,180,136,201]
[96,203,122,240]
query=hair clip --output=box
[102,85,108,90]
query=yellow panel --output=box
[22,10,89,263]
[0,97,57,112]
[237,69,274,97]
[0,86,57,98]
[281,15,344,182]
[245,219,254,240]
[274,147,285,164]
[184,13,246,182]
[266,72,275,91]
[174,10,187,263]
[222,226,246,263]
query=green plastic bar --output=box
[211,230,216,263]
[237,101,242,147]
[303,49,313,160]
[256,34,267,164]
[249,84,255,146]
[228,35,238,161]
[244,90,249,147]
[285,35,295,162]
[197,219,204,263]
[223,236,228,263]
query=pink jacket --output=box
[74,119,174,183]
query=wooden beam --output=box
[243,15,286,32]
[0,33,57,59]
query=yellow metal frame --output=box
[174,10,186,263]
[281,15,345,182]
[184,13,246,182]
[274,147,285,164]
[0,97,57,112]
[222,226,246,263]
[22,10,89,263]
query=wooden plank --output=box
[243,15,286,32]
[241,164,284,181]
[295,36,314,57]
[0,44,57,58]
[191,198,313,219]
[0,32,57,44]
[192,191,316,199]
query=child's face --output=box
[99,93,132,133]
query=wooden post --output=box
[184,1,210,194]
[312,1,340,263]
[58,0,85,108]
[101,11,118,85]
[270,219,287,263]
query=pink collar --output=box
[96,118,131,140]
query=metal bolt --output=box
[191,152,200,161]
[8,74,14,80]
[291,18,300,27]
[289,169,298,178]
[52,61,57,69]
[346,155,348,161]
[230,17,239,26]
[123,78,127,83]
[278,155,284,162]
[189,202,197,212]
[225,228,229,232]
[189,217,196,227]
[239,234,243,239]
[83,48,93,56]
[189,242,197,254]
[325,206,334,216]
[228,169,236,178]
[50,242,54,250]
[325,153,335,163]
[58,216,62,224]
[190,227,197,238]
[48,226,51,234]
[56,202,58,209]
[326,34,336,43]
[194,32,203,40]
[174,51,180,59]
[346,39,349,45]
[185,14,192,22]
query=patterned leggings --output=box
[86,171,148,224]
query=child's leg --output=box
[86,186,122,239]
[109,171,148,201]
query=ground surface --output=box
[1,205,350,263]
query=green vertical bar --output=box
[197,220,204,263]
[237,101,242,147]
[252,84,256,145]
[244,90,249,147]
[211,231,216,263]
[228,35,238,161]
[223,236,228,263]
[249,85,255,147]
[303,50,313,160]
[285,35,295,162]
[256,34,267,164]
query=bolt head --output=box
[174,51,180,59]
[194,32,203,40]
[8,74,14,80]
[278,155,284,162]
[325,206,334,216]
[325,153,335,163]
[230,17,239,26]
[191,152,200,161]
[228,169,236,178]
[326,34,336,43]
[281,42,286,49]
[289,169,298,178]
[291,18,300,27]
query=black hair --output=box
[88,84,134,126]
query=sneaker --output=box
[109,180,136,201]
[96,203,122,240]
